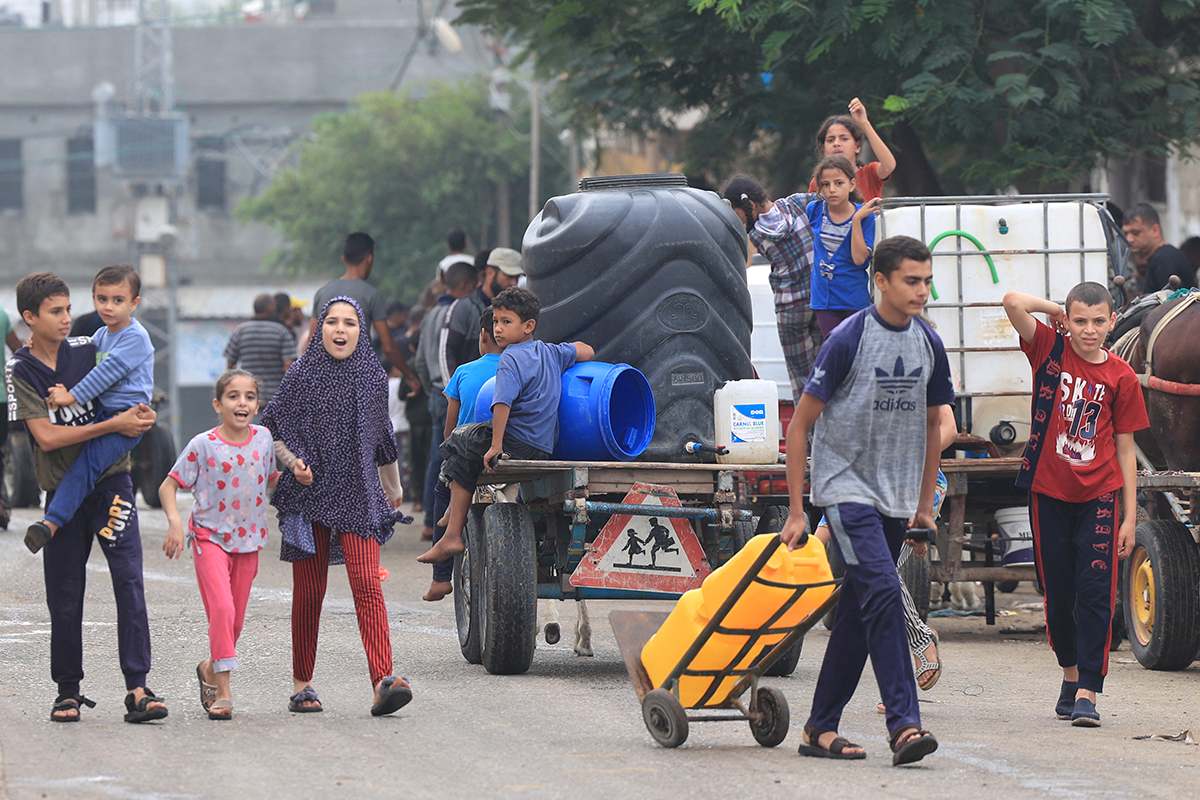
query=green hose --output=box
[926,230,1000,301]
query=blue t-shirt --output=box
[491,340,578,453]
[71,318,154,411]
[803,307,954,518]
[445,353,501,427]
[807,200,875,312]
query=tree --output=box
[238,78,564,302]
[457,0,1200,195]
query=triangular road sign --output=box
[570,482,713,594]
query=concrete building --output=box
[0,1,493,446]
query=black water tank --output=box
[523,174,753,462]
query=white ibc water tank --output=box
[880,199,1111,451]
[714,379,780,464]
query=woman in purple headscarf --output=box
[260,297,413,716]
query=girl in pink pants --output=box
[160,370,298,720]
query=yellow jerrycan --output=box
[641,533,834,708]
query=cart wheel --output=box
[1124,520,1200,670]
[750,686,790,747]
[761,636,803,677]
[996,580,1019,593]
[899,545,931,622]
[726,519,754,561]
[642,688,689,748]
[755,505,788,536]
[132,424,175,509]
[453,503,486,664]
[479,503,538,675]
[5,430,41,509]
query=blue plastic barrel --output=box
[472,362,656,461]
[474,377,496,423]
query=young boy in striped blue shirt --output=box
[26,264,155,553]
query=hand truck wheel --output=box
[642,688,689,748]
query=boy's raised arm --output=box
[573,342,594,362]
[1003,291,1064,344]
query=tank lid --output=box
[579,174,689,192]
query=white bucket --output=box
[995,506,1035,566]
[714,379,780,465]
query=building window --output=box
[67,136,96,214]
[0,139,21,211]
[196,158,226,211]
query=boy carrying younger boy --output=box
[1003,283,1148,727]
[419,287,593,565]
[423,306,504,600]
[26,264,155,553]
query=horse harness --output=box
[1121,290,1200,397]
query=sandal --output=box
[797,724,867,760]
[890,724,938,766]
[50,694,95,722]
[370,676,412,717]
[913,630,942,691]
[208,698,233,721]
[196,662,218,712]
[124,688,168,723]
[288,685,323,713]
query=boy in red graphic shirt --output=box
[1003,282,1148,728]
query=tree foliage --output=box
[238,78,556,302]
[457,0,1200,194]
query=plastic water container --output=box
[640,533,834,708]
[994,506,1035,566]
[472,362,656,461]
[554,362,655,461]
[879,200,1109,450]
[523,174,754,462]
[713,380,780,465]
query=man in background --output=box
[225,294,296,407]
[1122,204,1196,293]
[311,232,420,393]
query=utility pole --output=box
[529,80,540,222]
[133,0,182,451]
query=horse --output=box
[1111,291,1200,472]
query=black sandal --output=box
[370,676,412,717]
[797,724,867,760]
[124,688,168,723]
[51,694,95,722]
[890,724,938,766]
[288,685,323,713]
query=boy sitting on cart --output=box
[418,287,593,564]
[780,236,951,766]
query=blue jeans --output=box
[45,410,142,529]
[808,502,920,737]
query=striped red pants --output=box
[292,523,392,686]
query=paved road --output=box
[1,495,1198,800]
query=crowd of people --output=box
[3,217,594,725]
[0,97,1180,761]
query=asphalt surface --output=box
[1,494,1198,800]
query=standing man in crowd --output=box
[311,232,420,394]
[437,227,474,281]
[1122,204,1196,293]
[442,248,524,379]
[413,262,477,541]
[225,294,297,407]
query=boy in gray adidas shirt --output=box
[780,236,954,767]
